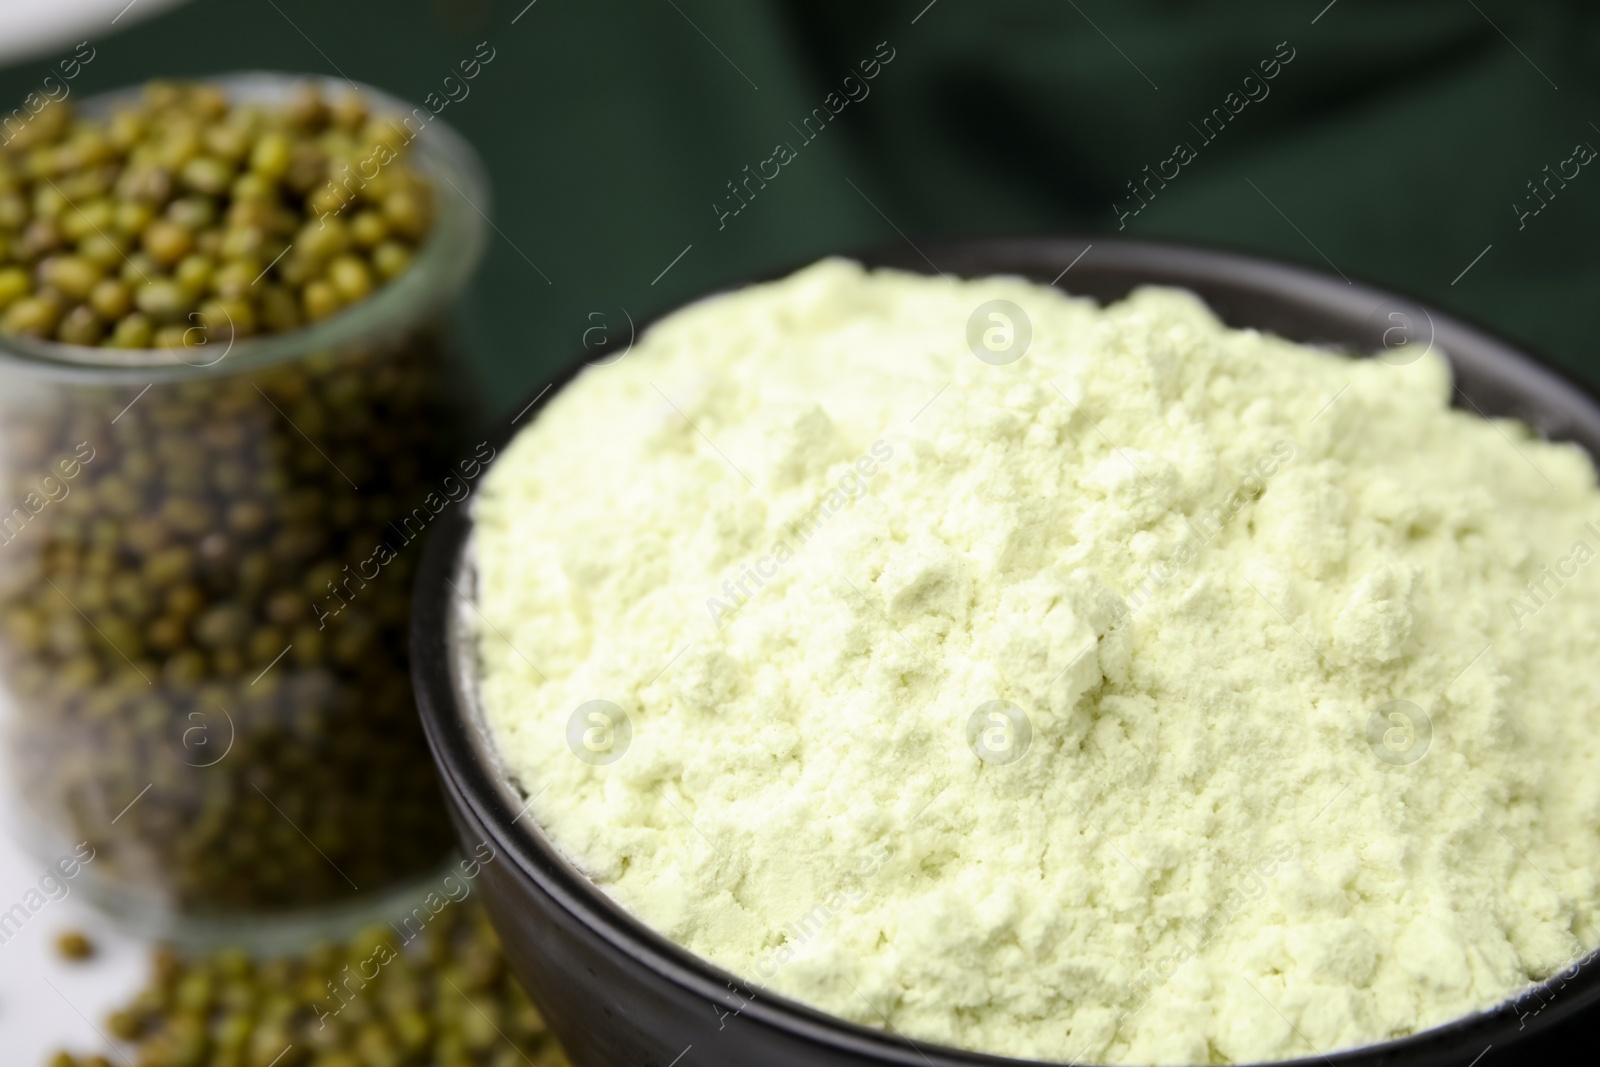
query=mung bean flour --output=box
[474,259,1600,1064]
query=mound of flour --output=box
[474,259,1600,1065]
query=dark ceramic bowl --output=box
[411,237,1600,1067]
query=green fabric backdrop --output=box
[3,0,1596,412]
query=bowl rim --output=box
[411,234,1600,1067]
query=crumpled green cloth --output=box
[2,0,1594,399]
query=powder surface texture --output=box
[473,259,1600,1065]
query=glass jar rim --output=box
[0,71,491,385]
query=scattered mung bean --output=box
[48,900,569,1067]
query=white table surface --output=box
[0,808,146,1066]
[0,0,190,66]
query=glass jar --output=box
[0,75,488,939]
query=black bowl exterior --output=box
[412,237,1600,1067]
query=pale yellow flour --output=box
[474,259,1600,1065]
